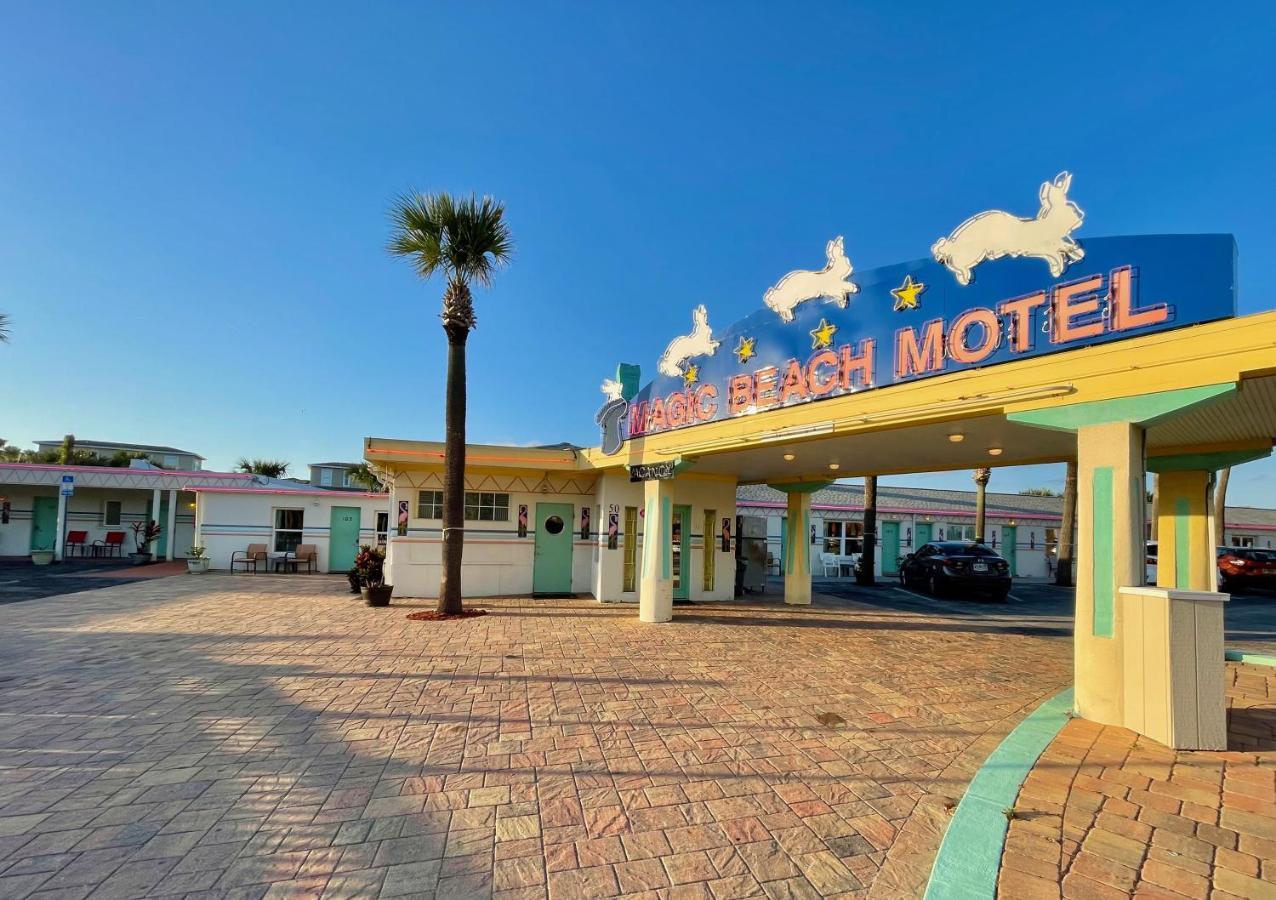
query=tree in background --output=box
[1019,487,1060,497]
[389,191,513,615]
[1055,461,1077,587]
[58,434,76,465]
[0,313,9,342]
[1214,467,1231,537]
[237,458,290,478]
[346,463,385,491]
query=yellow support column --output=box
[784,490,813,606]
[639,478,674,623]
[1074,421,1145,727]
[1155,470,1213,591]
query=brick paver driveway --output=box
[0,576,1073,899]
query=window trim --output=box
[464,491,510,522]
[417,490,444,520]
[102,499,123,527]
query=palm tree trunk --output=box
[856,476,877,586]
[1214,467,1231,545]
[1150,474,1159,540]
[1055,459,1077,586]
[439,283,472,615]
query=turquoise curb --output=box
[1225,649,1276,667]
[924,687,1074,900]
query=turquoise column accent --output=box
[642,499,656,579]
[661,496,672,580]
[1174,497,1191,590]
[1092,467,1115,638]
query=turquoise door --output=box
[778,517,786,572]
[30,497,57,552]
[672,505,691,600]
[329,506,361,572]
[533,503,573,595]
[1001,525,1017,576]
[881,521,901,575]
[146,495,170,558]
[915,522,933,548]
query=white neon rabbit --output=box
[932,172,1085,286]
[763,236,858,323]
[657,304,720,377]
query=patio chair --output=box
[291,544,318,574]
[231,544,268,573]
[65,531,89,557]
[819,552,840,577]
[766,553,781,576]
[93,531,126,558]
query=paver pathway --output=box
[0,575,1073,898]
[999,663,1276,899]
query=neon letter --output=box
[1108,266,1167,332]
[895,321,944,380]
[948,307,1000,364]
[1051,274,1104,344]
[997,291,1046,353]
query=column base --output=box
[639,576,672,623]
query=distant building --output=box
[307,462,369,490]
[34,439,204,472]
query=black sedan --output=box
[900,541,1012,601]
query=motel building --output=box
[370,175,1276,752]
[0,458,387,572]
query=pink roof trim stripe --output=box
[188,487,388,498]
[737,500,1059,521]
[0,462,252,479]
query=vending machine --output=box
[735,515,769,594]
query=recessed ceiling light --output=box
[988,447,1003,456]
[948,433,964,443]
[828,463,840,470]
[783,453,796,461]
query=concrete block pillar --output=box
[1154,470,1214,591]
[639,478,673,623]
[1074,421,1145,727]
[150,488,162,555]
[784,490,813,606]
[54,491,68,562]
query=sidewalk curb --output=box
[923,687,1074,900]
[1225,649,1276,667]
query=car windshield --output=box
[1246,549,1276,562]
[933,541,998,557]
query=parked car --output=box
[900,541,1011,601]
[1146,541,1227,588]
[1218,547,1276,592]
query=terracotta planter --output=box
[362,585,393,607]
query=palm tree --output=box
[237,458,289,478]
[0,313,9,342]
[346,462,385,491]
[389,191,513,615]
[1214,467,1231,538]
[1055,460,1077,586]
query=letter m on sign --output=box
[895,320,945,380]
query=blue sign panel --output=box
[622,234,1236,442]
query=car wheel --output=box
[928,572,943,597]
[994,589,1010,603]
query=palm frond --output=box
[387,191,513,289]
[0,313,9,343]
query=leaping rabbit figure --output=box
[657,305,719,378]
[763,236,858,323]
[932,172,1085,286]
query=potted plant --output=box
[346,567,362,594]
[30,549,54,566]
[186,546,210,574]
[128,520,162,565]
[354,545,392,606]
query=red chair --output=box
[93,532,126,558]
[65,531,89,557]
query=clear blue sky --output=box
[2,3,1274,502]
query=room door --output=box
[881,521,901,575]
[915,522,933,548]
[329,507,361,572]
[1001,525,1017,577]
[30,497,57,552]
[533,503,573,595]
[672,505,691,601]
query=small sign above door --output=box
[629,461,676,482]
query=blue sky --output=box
[2,3,1274,502]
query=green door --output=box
[329,506,361,572]
[30,497,58,552]
[672,505,691,600]
[533,502,573,595]
[881,521,901,575]
[915,522,933,548]
[146,495,170,558]
[1001,525,1017,577]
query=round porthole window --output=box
[544,516,565,535]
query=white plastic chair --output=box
[820,552,840,576]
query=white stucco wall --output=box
[196,490,388,572]
[0,487,194,558]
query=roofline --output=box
[33,441,205,459]
[0,462,245,479]
[737,499,1060,521]
[189,487,389,498]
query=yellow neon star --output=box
[735,336,756,364]
[891,274,925,311]
[810,318,837,350]
[682,363,699,387]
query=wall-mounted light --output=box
[948,433,965,443]
[783,453,796,462]
[828,463,840,471]
[988,447,1003,456]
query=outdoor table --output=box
[272,554,297,573]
